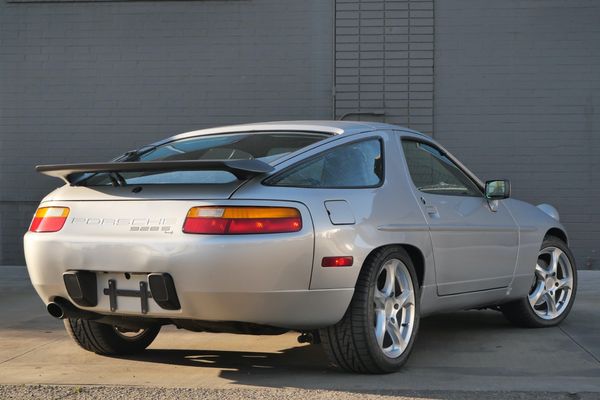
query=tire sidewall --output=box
[66,318,161,355]
[363,248,420,372]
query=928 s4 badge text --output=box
[70,217,176,233]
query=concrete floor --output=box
[1,266,599,395]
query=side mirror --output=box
[485,180,511,200]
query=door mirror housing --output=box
[485,180,510,200]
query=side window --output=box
[401,140,481,197]
[266,139,383,188]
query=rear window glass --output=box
[265,138,383,188]
[82,132,328,186]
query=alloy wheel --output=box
[113,326,149,341]
[528,246,574,320]
[373,258,416,358]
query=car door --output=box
[401,138,518,295]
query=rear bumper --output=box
[24,199,353,329]
[34,280,353,329]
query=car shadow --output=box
[129,344,328,374]
[117,310,520,397]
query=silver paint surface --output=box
[24,121,569,328]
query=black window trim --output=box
[400,137,485,198]
[263,136,385,189]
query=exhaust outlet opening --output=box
[47,302,65,319]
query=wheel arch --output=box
[363,243,425,288]
[545,227,568,244]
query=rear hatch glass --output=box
[81,132,329,186]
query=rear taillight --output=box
[29,207,70,233]
[183,206,302,234]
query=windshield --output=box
[82,132,329,186]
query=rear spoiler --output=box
[36,159,274,184]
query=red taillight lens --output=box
[321,256,354,267]
[29,207,69,233]
[183,206,302,234]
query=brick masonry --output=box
[434,0,600,268]
[0,0,334,264]
[1,0,598,269]
[334,0,434,134]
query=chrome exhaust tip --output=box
[46,302,65,319]
[46,298,99,320]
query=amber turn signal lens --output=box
[29,207,70,233]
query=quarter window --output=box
[401,140,481,197]
[266,139,383,188]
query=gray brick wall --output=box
[434,0,600,268]
[334,0,434,134]
[0,0,334,264]
[2,0,598,270]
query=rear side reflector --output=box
[183,206,302,234]
[29,207,69,233]
[322,256,354,267]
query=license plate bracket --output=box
[103,279,153,314]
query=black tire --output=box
[64,319,161,355]
[319,246,420,374]
[501,236,577,328]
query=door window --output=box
[401,140,481,197]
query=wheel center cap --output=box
[545,277,556,290]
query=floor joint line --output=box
[559,326,600,364]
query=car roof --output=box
[165,120,427,142]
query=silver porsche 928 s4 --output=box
[24,121,577,373]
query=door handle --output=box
[425,205,439,218]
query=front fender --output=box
[504,199,568,299]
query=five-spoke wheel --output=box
[373,259,416,358]
[528,246,574,320]
[320,246,420,373]
[501,236,577,328]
